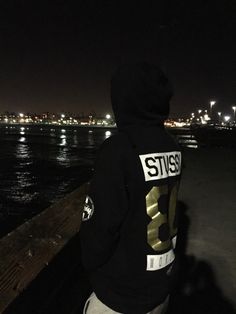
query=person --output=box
[80,62,182,314]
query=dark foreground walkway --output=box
[172,147,236,313]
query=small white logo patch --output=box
[82,196,94,221]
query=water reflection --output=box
[15,142,31,160]
[73,135,78,146]
[60,134,67,146]
[15,171,32,188]
[185,144,198,149]
[176,134,198,149]
[88,132,94,146]
[20,127,25,136]
[50,129,56,137]
[19,137,26,142]
[56,147,70,167]
[105,130,112,139]
[56,134,70,166]
[12,141,35,203]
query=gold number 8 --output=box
[146,183,179,252]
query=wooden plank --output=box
[0,183,88,313]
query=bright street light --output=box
[224,115,230,123]
[106,114,111,119]
[218,112,222,124]
[210,100,216,118]
[232,106,236,124]
[210,101,216,107]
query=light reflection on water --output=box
[15,172,33,188]
[105,130,112,139]
[176,134,198,149]
[56,147,70,167]
[12,140,36,204]
[88,132,94,146]
[19,136,26,142]
[15,141,31,160]
[59,134,67,146]
[73,135,78,146]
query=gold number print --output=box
[146,183,179,252]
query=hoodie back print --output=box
[80,63,182,314]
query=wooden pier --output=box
[0,183,90,314]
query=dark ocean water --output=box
[0,124,116,237]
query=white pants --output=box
[83,292,169,314]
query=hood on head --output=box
[111,62,173,129]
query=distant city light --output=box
[210,101,216,107]
[204,114,210,121]
[1,104,236,129]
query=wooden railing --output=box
[0,183,88,313]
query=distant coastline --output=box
[0,122,117,129]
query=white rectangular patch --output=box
[139,151,181,182]
[147,249,175,271]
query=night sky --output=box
[0,1,235,117]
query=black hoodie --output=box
[80,63,182,314]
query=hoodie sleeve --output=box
[79,136,128,272]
